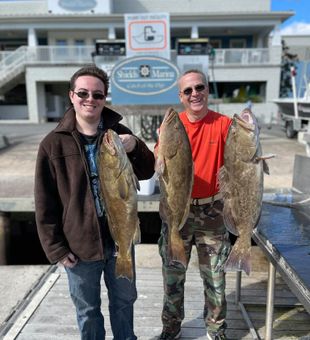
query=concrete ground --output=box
[0,121,308,332]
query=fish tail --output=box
[224,237,251,275]
[115,255,134,281]
[168,229,187,268]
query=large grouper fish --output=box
[219,108,272,275]
[155,107,194,268]
[97,129,140,281]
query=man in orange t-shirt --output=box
[158,69,232,340]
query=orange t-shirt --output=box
[179,110,232,198]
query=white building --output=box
[0,0,293,124]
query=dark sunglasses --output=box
[74,91,106,100]
[181,84,206,96]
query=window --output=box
[56,39,67,47]
[74,39,85,46]
[55,39,68,58]
[210,39,222,49]
[230,39,246,48]
[74,39,86,56]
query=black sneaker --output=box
[206,330,227,340]
[159,328,181,340]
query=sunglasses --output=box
[181,84,207,96]
[73,91,106,100]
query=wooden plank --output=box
[5,266,310,340]
[3,273,60,340]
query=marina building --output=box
[0,0,293,124]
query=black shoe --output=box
[159,328,181,340]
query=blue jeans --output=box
[65,243,137,340]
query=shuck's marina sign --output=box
[111,56,180,105]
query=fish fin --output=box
[133,220,141,244]
[118,176,129,200]
[224,236,251,275]
[168,228,187,268]
[159,200,169,224]
[262,159,270,175]
[115,254,134,281]
[106,215,117,241]
[178,201,191,231]
[223,206,239,236]
[132,174,140,191]
[218,167,240,235]
[218,166,229,194]
[155,156,165,176]
[258,153,276,160]
[153,171,159,181]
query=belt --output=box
[190,192,222,206]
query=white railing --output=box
[0,45,97,88]
[213,48,269,65]
[0,46,270,89]
[0,51,16,62]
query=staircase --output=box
[0,45,95,94]
[0,46,28,94]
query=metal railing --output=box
[0,45,270,89]
[214,48,269,65]
[0,45,96,89]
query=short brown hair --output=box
[69,64,109,96]
[178,69,208,87]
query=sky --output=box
[272,0,310,34]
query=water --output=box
[6,212,162,265]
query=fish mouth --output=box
[103,130,110,144]
[103,130,116,155]
[163,107,177,125]
[234,109,257,131]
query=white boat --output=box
[274,96,310,119]
[274,64,310,138]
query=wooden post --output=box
[0,212,10,265]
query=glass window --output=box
[74,39,85,46]
[55,39,67,59]
[56,39,67,46]
[230,39,246,48]
[75,39,86,56]
[210,39,222,49]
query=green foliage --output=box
[225,85,263,103]
[228,95,263,103]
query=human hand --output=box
[60,252,78,268]
[119,134,137,153]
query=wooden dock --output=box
[2,261,309,340]
[0,108,310,340]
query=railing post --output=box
[265,262,276,340]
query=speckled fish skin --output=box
[97,129,140,281]
[219,108,265,275]
[155,107,194,268]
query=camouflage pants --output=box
[158,200,231,333]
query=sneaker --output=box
[159,328,181,340]
[206,330,227,340]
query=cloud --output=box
[281,22,310,35]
